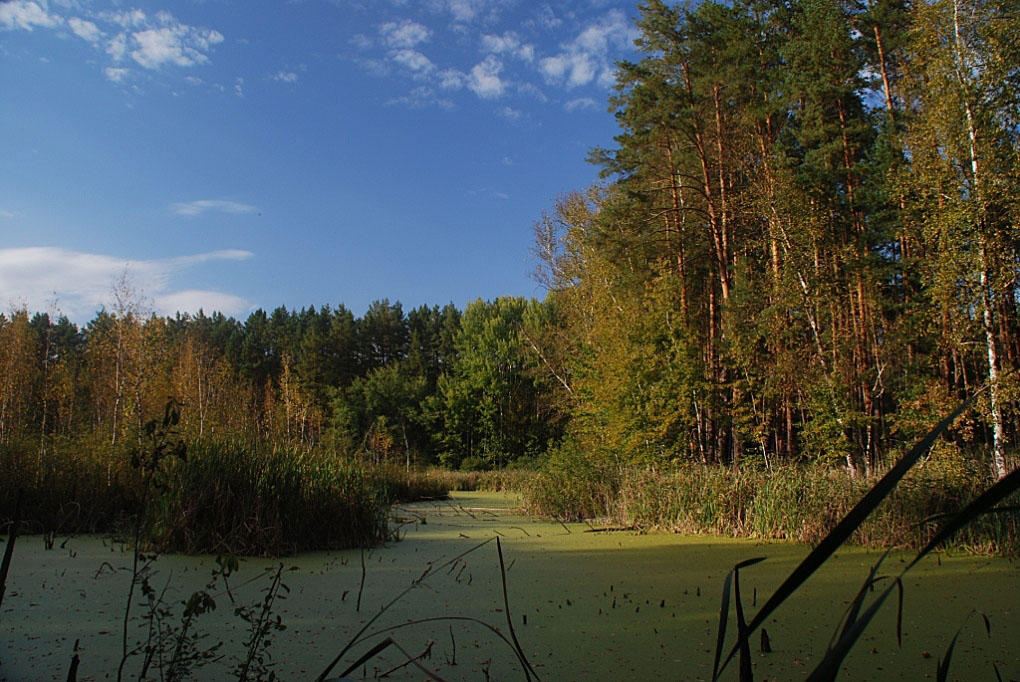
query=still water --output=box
[2,491,1017,681]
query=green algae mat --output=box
[1,491,1017,681]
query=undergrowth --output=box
[523,447,1020,555]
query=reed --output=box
[0,435,457,556]
[524,453,1020,555]
[145,441,391,556]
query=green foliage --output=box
[233,563,292,682]
[523,461,1020,555]
[146,441,390,555]
[432,297,563,468]
[135,553,224,681]
[522,441,621,522]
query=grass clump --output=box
[520,443,621,522]
[420,467,538,493]
[523,454,1020,555]
[146,441,391,556]
[0,434,142,538]
[366,463,454,502]
[0,432,458,556]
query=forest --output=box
[1,0,1019,545]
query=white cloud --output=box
[172,199,259,216]
[356,57,391,78]
[4,5,225,79]
[516,81,548,102]
[270,71,298,83]
[526,5,561,31]
[0,247,253,322]
[386,85,455,111]
[564,97,597,112]
[539,54,568,80]
[104,66,129,82]
[106,31,127,61]
[432,0,484,23]
[350,33,373,50]
[103,9,147,29]
[467,54,504,99]
[130,28,181,68]
[130,20,224,70]
[539,9,635,89]
[154,290,250,318]
[68,17,101,43]
[379,19,430,49]
[169,249,254,266]
[437,68,464,90]
[390,48,435,76]
[498,105,522,120]
[0,1,61,31]
[480,32,534,63]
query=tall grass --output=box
[0,436,457,556]
[146,442,391,555]
[523,449,1020,555]
[0,434,141,536]
[417,467,538,493]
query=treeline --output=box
[531,0,1019,477]
[4,0,1018,479]
[0,298,561,469]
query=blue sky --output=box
[0,0,639,324]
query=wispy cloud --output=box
[172,199,258,216]
[390,48,435,77]
[168,249,254,266]
[270,70,298,83]
[354,4,634,112]
[379,19,430,49]
[431,0,485,23]
[565,97,597,112]
[480,32,534,63]
[3,4,224,82]
[68,17,102,43]
[467,55,505,99]
[128,15,224,70]
[498,105,522,121]
[104,66,129,83]
[0,247,253,322]
[0,1,61,31]
[539,9,635,89]
[155,289,250,318]
[350,33,373,51]
[386,85,455,110]
[528,5,562,31]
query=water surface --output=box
[2,491,1017,681]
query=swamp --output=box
[2,491,1017,681]
[4,0,1020,679]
